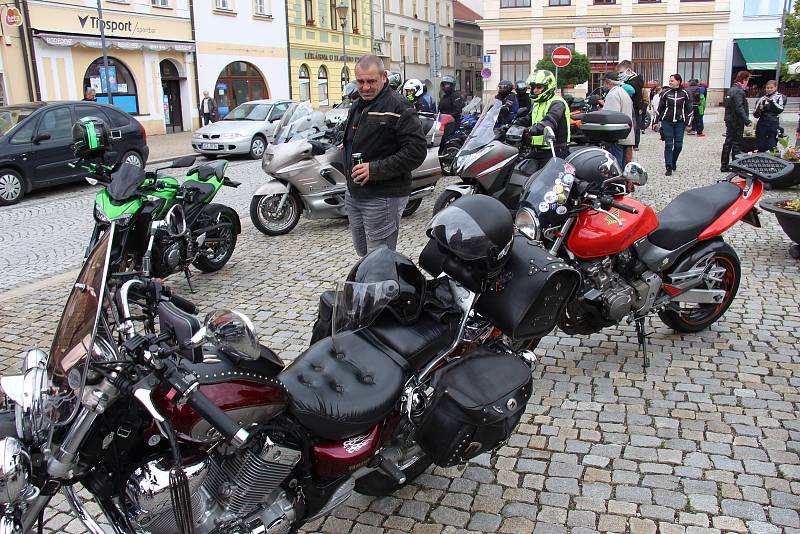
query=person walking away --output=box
[721,70,752,172]
[515,81,532,112]
[640,84,650,134]
[600,72,635,168]
[199,91,218,126]
[754,80,785,152]
[343,55,427,256]
[685,80,700,135]
[617,61,644,150]
[495,80,519,126]
[513,70,570,172]
[649,85,662,132]
[656,73,693,176]
[422,85,437,113]
[438,75,465,122]
[83,88,97,101]
[403,79,433,113]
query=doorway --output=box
[160,60,184,133]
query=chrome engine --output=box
[125,434,301,534]
[580,257,639,323]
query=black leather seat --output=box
[180,180,216,203]
[366,311,457,371]
[279,332,408,440]
[192,160,227,182]
[648,182,742,250]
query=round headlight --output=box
[515,208,540,241]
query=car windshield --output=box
[223,103,271,121]
[0,107,36,135]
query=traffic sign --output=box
[551,47,573,68]
[5,7,23,27]
[483,55,491,65]
[481,68,491,79]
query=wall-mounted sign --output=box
[5,7,23,27]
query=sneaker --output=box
[697,133,705,137]
[687,131,696,135]
[720,165,731,172]
[665,168,673,176]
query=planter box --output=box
[760,199,800,258]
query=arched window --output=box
[318,65,329,106]
[83,57,138,114]
[214,61,268,117]
[341,66,350,91]
[298,64,311,102]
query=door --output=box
[162,80,183,133]
[31,106,79,184]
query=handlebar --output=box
[599,195,639,214]
[184,387,250,447]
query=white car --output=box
[192,99,294,159]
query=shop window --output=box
[341,66,350,90]
[318,65,329,106]
[299,64,311,102]
[83,57,139,114]
[500,45,530,83]
[633,42,664,86]
[678,41,711,83]
[543,43,575,59]
[215,61,268,117]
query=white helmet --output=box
[402,79,424,101]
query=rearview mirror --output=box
[33,133,51,144]
[197,309,260,361]
[543,126,556,144]
[623,162,648,186]
[170,155,196,168]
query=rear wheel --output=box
[658,248,741,333]
[250,192,302,236]
[432,189,462,215]
[193,209,238,272]
[0,169,25,206]
[402,198,422,217]
[122,151,144,168]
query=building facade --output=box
[286,0,373,108]
[0,4,35,107]
[479,0,731,104]
[454,1,484,98]
[727,0,784,95]
[194,0,290,121]
[25,0,196,135]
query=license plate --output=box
[201,143,221,150]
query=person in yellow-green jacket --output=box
[513,69,571,172]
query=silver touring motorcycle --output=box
[0,179,585,531]
[249,103,445,236]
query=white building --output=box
[726,0,784,92]
[193,0,290,121]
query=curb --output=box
[147,152,198,166]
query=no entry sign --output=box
[551,47,573,68]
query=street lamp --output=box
[602,24,612,73]
[336,2,349,91]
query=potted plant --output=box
[741,126,758,153]
[760,197,800,258]
[765,137,800,189]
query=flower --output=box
[778,199,800,213]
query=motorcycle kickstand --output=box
[635,316,651,369]
[183,268,195,294]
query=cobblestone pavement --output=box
[1,118,799,533]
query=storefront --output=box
[26,0,196,135]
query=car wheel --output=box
[249,135,266,159]
[0,169,26,206]
[122,151,144,168]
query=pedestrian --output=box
[600,72,635,168]
[721,70,752,172]
[640,84,650,134]
[83,88,97,101]
[343,54,427,256]
[495,80,519,126]
[515,81,532,112]
[402,79,432,113]
[656,73,693,176]
[199,91,218,126]
[438,75,465,122]
[617,60,644,150]
[754,80,786,152]
[649,85,662,132]
[422,85,437,113]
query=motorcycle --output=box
[438,97,484,174]
[272,102,328,144]
[0,193,581,533]
[249,110,444,236]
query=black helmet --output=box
[565,147,622,186]
[498,80,513,95]
[427,195,514,288]
[515,80,528,93]
[388,71,403,91]
[346,246,426,325]
[73,116,111,158]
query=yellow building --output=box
[0,5,35,106]
[287,0,373,108]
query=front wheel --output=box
[250,192,302,236]
[658,248,741,333]
[432,189,462,215]
[402,198,422,217]
[192,208,238,272]
[249,135,267,159]
[0,169,26,206]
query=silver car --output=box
[192,99,293,159]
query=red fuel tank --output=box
[566,197,658,259]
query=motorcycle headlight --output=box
[515,208,541,241]
[0,350,49,446]
[94,203,110,224]
[0,437,33,505]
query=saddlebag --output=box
[415,348,532,467]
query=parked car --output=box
[192,99,294,160]
[0,101,149,206]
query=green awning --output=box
[735,38,787,71]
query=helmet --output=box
[388,71,403,91]
[497,80,514,95]
[403,79,424,101]
[441,75,456,94]
[565,147,622,186]
[343,81,359,101]
[515,80,528,93]
[526,70,557,102]
[346,246,426,325]
[427,195,514,288]
[73,116,111,158]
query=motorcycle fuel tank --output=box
[566,197,658,259]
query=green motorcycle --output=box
[73,117,241,285]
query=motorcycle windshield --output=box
[331,281,399,353]
[518,158,576,230]
[106,163,146,202]
[461,97,483,116]
[274,102,314,143]
[456,101,502,156]
[46,226,114,425]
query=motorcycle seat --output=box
[279,332,408,441]
[180,180,216,203]
[648,182,742,250]
[365,310,458,371]
[193,160,227,182]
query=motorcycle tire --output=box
[432,189,462,215]
[658,246,741,333]
[193,207,238,272]
[354,453,432,496]
[250,193,302,236]
[402,198,422,217]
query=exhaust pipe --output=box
[409,186,435,201]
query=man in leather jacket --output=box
[438,75,464,122]
[515,81,532,112]
[495,80,519,126]
[721,70,752,172]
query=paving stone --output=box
[597,514,627,533]
[745,522,782,534]
[770,507,800,528]
[467,512,502,532]
[429,506,470,528]
[567,510,597,528]
[711,516,747,533]
[629,517,657,534]
[688,494,719,514]
[501,502,538,521]
[720,499,767,521]
[532,523,567,534]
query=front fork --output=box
[276,183,293,213]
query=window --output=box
[330,0,337,28]
[587,42,619,63]
[352,0,359,32]
[254,0,269,14]
[103,107,132,127]
[500,0,531,6]
[638,0,660,3]
[549,0,570,5]
[475,70,482,93]
[384,0,389,10]
[446,42,451,67]
[399,0,404,15]
[9,118,37,145]
[400,34,406,60]
[446,4,450,24]
[412,0,417,16]
[593,0,615,4]
[465,43,471,56]
[476,45,482,56]
[299,64,310,101]
[425,38,430,64]
[341,66,350,89]
[633,42,664,86]
[270,102,290,121]
[152,0,169,7]
[318,66,329,106]
[500,45,530,82]
[76,105,109,125]
[387,32,393,57]
[435,1,440,22]
[455,42,460,56]
[215,61,269,115]
[83,57,139,114]
[305,0,314,24]
[413,36,419,63]
[38,107,73,141]
[214,0,230,9]
[456,70,462,88]
[744,0,785,15]
[678,41,711,83]
[543,43,575,58]
[424,0,429,18]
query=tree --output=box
[535,51,591,91]
[780,0,800,82]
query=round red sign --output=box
[5,7,23,27]
[551,47,573,68]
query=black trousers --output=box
[756,116,779,152]
[721,121,744,166]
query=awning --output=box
[34,31,195,53]
[735,38,786,71]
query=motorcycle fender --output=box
[201,203,241,235]
[698,179,763,239]
[445,183,475,197]
[253,178,290,198]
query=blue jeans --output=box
[661,120,685,169]
[345,192,408,257]
[606,143,625,170]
